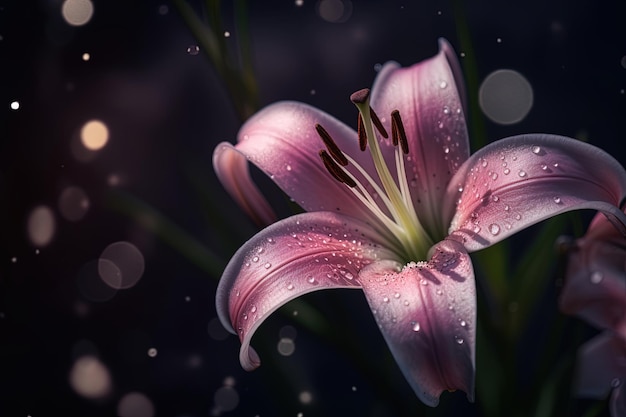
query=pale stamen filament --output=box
[316,89,434,260]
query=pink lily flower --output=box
[213,39,626,406]
[559,212,626,416]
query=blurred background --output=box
[1,0,625,416]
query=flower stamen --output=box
[391,110,409,154]
[319,150,356,187]
[315,123,348,166]
[316,88,434,261]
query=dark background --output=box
[1,0,625,416]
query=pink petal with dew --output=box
[574,332,626,400]
[445,134,626,252]
[214,102,390,228]
[370,39,470,240]
[215,211,396,371]
[559,213,626,339]
[359,237,475,406]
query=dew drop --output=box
[492,195,499,202]
[345,272,354,280]
[503,168,510,175]
[267,237,275,244]
[411,321,421,332]
[307,276,316,284]
[286,164,292,171]
[531,145,541,154]
[455,337,464,345]
[264,262,271,269]
[393,292,401,299]
[489,223,501,235]
[383,297,390,303]
[553,196,561,204]
[541,164,548,170]
[443,106,451,115]
[187,45,200,55]
[514,213,522,220]
[590,271,603,284]
[491,173,498,180]
[287,283,294,290]
[443,145,450,154]
[504,204,510,211]
[439,80,448,89]
[252,256,259,263]
[518,170,527,178]
[460,320,467,327]
[250,305,257,313]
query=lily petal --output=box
[370,38,470,239]
[359,237,476,406]
[559,213,626,339]
[446,134,626,252]
[215,211,395,371]
[574,332,626,400]
[213,102,393,228]
[213,143,277,226]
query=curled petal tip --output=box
[240,345,261,371]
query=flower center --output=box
[316,88,433,262]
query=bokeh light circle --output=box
[117,392,155,417]
[479,69,534,125]
[69,355,112,399]
[58,186,90,221]
[61,0,94,27]
[214,386,239,412]
[316,0,353,23]
[27,205,56,247]
[98,241,145,289]
[80,119,109,150]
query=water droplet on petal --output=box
[250,305,257,313]
[287,283,294,290]
[393,292,401,299]
[252,256,259,263]
[411,321,421,332]
[307,276,316,284]
[518,170,527,178]
[553,196,561,204]
[264,262,271,269]
[455,336,464,344]
[531,145,541,154]
[460,320,467,327]
[439,80,448,89]
[503,168,510,175]
[489,224,501,235]
[187,45,200,55]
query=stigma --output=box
[316,88,432,262]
